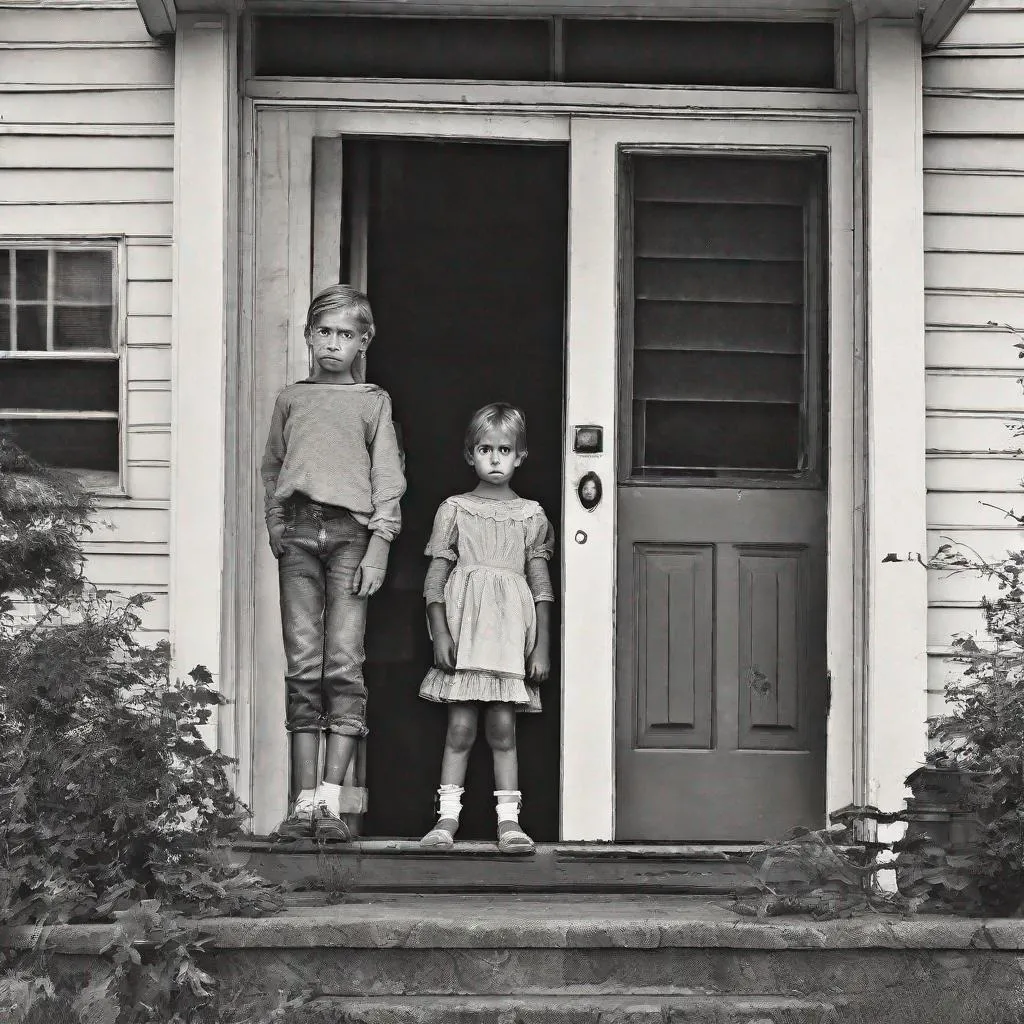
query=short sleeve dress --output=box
[418,493,555,713]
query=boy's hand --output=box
[268,525,287,559]
[527,646,550,683]
[353,558,386,598]
[433,631,456,672]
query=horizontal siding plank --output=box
[127,280,172,316]
[927,291,1024,326]
[89,504,169,543]
[927,413,1019,453]
[0,89,173,126]
[0,47,173,87]
[127,388,172,427]
[127,429,171,464]
[928,604,988,647]
[0,202,172,236]
[0,8,153,43]
[925,137,1024,173]
[126,315,171,347]
[924,55,1024,89]
[928,527,1018,557]
[925,95,1024,134]
[126,243,172,281]
[927,328,1024,369]
[0,169,172,205]
[929,566,1003,606]
[127,346,171,382]
[927,490,1024,527]
[0,134,173,169]
[82,551,168,587]
[925,172,1024,216]
[939,9,1024,46]
[928,455,1024,490]
[925,214,1024,253]
[126,464,170,501]
[926,251,1024,291]
[927,370,1024,411]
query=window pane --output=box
[563,19,835,88]
[642,401,800,472]
[627,152,824,480]
[0,358,118,412]
[54,306,114,351]
[0,254,10,301]
[0,305,9,351]
[15,249,48,302]
[55,250,114,303]
[15,305,47,352]
[0,417,118,473]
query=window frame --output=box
[0,236,127,495]
[616,145,828,490]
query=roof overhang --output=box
[137,0,973,51]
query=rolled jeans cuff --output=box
[326,717,369,738]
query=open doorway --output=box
[341,139,568,840]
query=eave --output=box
[137,0,973,52]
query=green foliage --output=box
[734,823,918,920]
[0,439,288,1020]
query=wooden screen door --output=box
[568,118,838,842]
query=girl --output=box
[418,403,555,854]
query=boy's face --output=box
[307,309,369,379]
[467,427,524,486]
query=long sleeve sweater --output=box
[260,381,406,543]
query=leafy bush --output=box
[0,439,287,1020]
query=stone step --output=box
[225,840,765,895]
[282,994,837,1024]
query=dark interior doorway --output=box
[347,139,568,841]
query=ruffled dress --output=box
[418,493,555,713]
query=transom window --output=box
[0,242,121,487]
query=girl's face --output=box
[307,309,369,380]
[467,427,524,486]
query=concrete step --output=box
[283,994,837,1024]
[225,840,764,895]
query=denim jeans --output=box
[278,499,371,736]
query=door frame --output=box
[231,95,861,840]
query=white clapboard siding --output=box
[0,169,173,204]
[927,413,1020,453]
[0,89,174,126]
[924,4,1024,725]
[0,135,174,169]
[925,214,1024,253]
[0,2,176,616]
[927,328,1024,368]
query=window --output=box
[0,242,122,488]
[621,152,827,484]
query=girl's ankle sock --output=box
[494,789,522,826]
[437,784,464,828]
[295,788,317,810]
[315,781,342,815]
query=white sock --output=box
[494,789,522,825]
[296,788,316,810]
[315,781,342,815]
[437,784,464,822]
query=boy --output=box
[260,284,405,841]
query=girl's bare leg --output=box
[439,703,479,787]
[484,703,518,791]
[292,731,320,792]
[322,733,358,786]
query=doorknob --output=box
[577,471,602,511]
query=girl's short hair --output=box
[304,284,376,342]
[464,403,528,459]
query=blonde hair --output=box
[464,403,528,460]
[304,284,376,343]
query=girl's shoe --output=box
[313,802,352,842]
[272,801,314,841]
[419,817,459,849]
[497,820,535,855]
